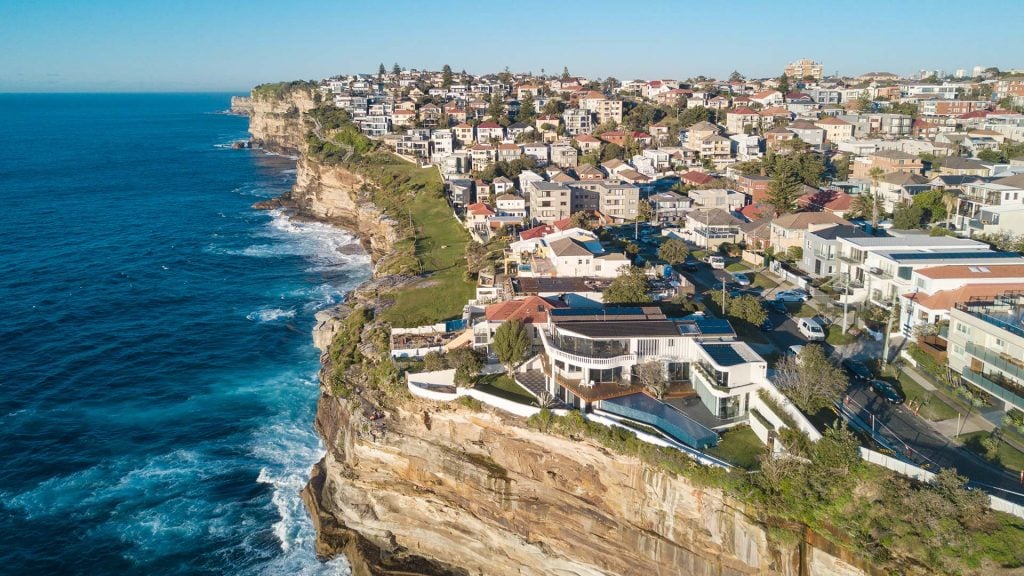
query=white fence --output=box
[758,384,823,441]
[859,447,936,482]
[767,261,811,290]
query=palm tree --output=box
[851,193,875,221]
[942,189,960,230]
[868,167,885,230]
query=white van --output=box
[797,317,825,341]
[705,255,725,270]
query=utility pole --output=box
[842,272,850,334]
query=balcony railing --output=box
[965,342,1024,384]
[692,361,730,392]
[540,331,637,368]
[962,368,1024,410]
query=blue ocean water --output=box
[0,94,368,575]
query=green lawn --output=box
[476,374,535,404]
[825,324,857,346]
[374,164,475,328]
[706,425,765,469]
[752,273,779,289]
[726,262,750,272]
[895,372,958,421]
[960,430,1024,472]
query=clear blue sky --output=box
[2,0,1022,92]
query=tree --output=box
[442,64,453,89]
[542,99,562,116]
[498,66,513,86]
[832,154,851,180]
[658,238,690,265]
[729,294,768,326]
[378,63,386,79]
[849,192,875,221]
[464,240,490,279]
[767,167,802,215]
[561,66,571,81]
[518,92,537,124]
[774,344,848,412]
[677,106,710,129]
[729,70,744,82]
[487,93,505,122]
[868,166,885,229]
[600,142,623,161]
[423,351,447,371]
[892,203,925,229]
[978,148,1004,163]
[603,267,651,304]
[448,347,483,387]
[855,91,873,112]
[392,63,401,75]
[777,73,791,94]
[493,319,530,372]
[635,362,667,399]
[569,210,591,230]
[637,198,654,222]
[910,188,948,224]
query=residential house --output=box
[947,292,1024,412]
[685,208,743,248]
[469,144,497,169]
[563,108,593,136]
[570,179,641,222]
[472,296,566,352]
[769,212,850,255]
[550,145,579,168]
[726,108,760,135]
[851,149,923,179]
[506,228,630,279]
[492,176,515,195]
[521,143,550,166]
[453,122,475,145]
[689,188,746,212]
[497,143,522,163]
[798,189,856,219]
[738,217,773,251]
[787,120,825,149]
[941,157,990,177]
[464,202,496,236]
[816,116,855,142]
[576,164,606,180]
[649,191,693,223]
[476,121,505,142]
[528,182,574,224]
[751,89,783,107]
[900,265,1024,335]
[448,179,475,207]
[575,134,601,155]
[801,225,869,278]
[968,204,1024,238]
[736,173,771,206]
[696,133,733,164]
[953,175,1024,232]
[680,170,714,187]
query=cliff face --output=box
[248,86,319,154]
[230,95,253,116]
[290,156,399,267]
[302,325,866,576]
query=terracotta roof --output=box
[551,172,577,183]
[498,143,521,150]
[680,171,713,184]
[466,202,495,217]
[798,190,854,212]
[618,169,650,182]
[905,283,1024,311]
[477,121,502,129]
[575,134,600,142]
[484,296,564,324]
[916,264,1024,280]
[753,89,780,99]
[816,116,851,126]
[519,224,555,240]
[455,122,473,129]
[729,107,759,116]
[760,106,791,116]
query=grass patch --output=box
[825,324,857,345]
[752,273,779,289]
[792,303,818,318]
[726,262,751,272]
[960,430,1024,472]
[706,425,765,469]
[895,372,958,421]
[367,161,475,328]
[476,374,535,404]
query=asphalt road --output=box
[844,378,1024,503]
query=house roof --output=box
[872,149,919,160]
[882,172,930,186]
[760,106,791,116]
[548,237,596,257]
[688,121,720,133]
[680,171,713,184]
[905,283,1024,311]
[484,296,564,324]
[618,169,650,182]
[477,121,502,129]
[739,217,773,238]
[601,158,626,169]
[495,193,521,201]
[772,211,850,230]
[816,116,851,126]
[753,89,780,100]
[799,190,855,212]
[575,134,600,142]
[551,171,577,183]
[806,224,868,241]
[994,174,1024,189]
[493,176,513,184]
[942,157,987,171]
[455,122,473,129]
[466,202,495,217]
[688,208,742,226]
[519,224,555,240]
[576,164,606,177]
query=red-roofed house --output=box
[599,131,653,147]
[474,296,566,352]
[519,224,555,241]
[464,202,496,235]
[751,90,783,107]
[476,121,505,142]
[726,108,760,134]
[798,190,855,218]
[680,171,713,186]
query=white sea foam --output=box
[247,307,297,323]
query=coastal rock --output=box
[229,95,253,116]
[305,394,869,576]
[248,86,318,154]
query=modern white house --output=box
[505,228,630,279]
[534,307,768,436]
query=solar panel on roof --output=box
[889,252,1021,261]
[702,344,746,366]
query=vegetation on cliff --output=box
[527,408,1024,574]
[252,80,318,100]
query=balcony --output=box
[692,361,731,393]
[540,331,637,368]
[965,342,1024,384]
[962,368,1024,409]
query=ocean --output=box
[0,93,367,575]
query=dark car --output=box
[842,359,873,381]
[760,318,774,331]
[682,260,699,272]
[769,300,788,315]
[869,379,905,405]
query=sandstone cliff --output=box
[301,321,868,576]
[248,83,320,154]
[230,95,253,116]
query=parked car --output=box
[769,300,789,314]
[842,359,873,381]
[681,259,699,272]
[760,318,774,331]
[731,272,751,286]
[797,317,826,341]
[869,379,905,404]
[774,290,810,303]
[705,255,725,269]
[786,344,805,357]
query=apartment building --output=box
[947,292,1024,412]
[899,264,1024,335]
[688,188,746,212]
[851,149,923,179]
[528,182,573,223]
[569,179,640,222]
[784,58,824,80]
[562,108,593,136]
[954,176,1024,232]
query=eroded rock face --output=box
[303,377,865,576]
[248,87,318,154]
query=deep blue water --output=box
[0,94,368,575]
